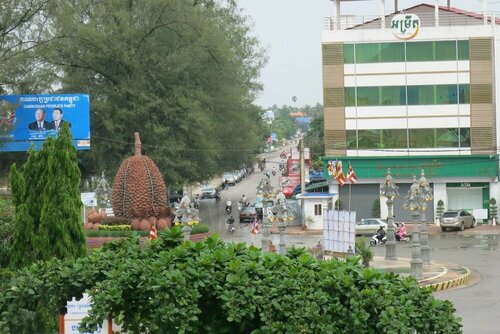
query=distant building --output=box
[322,2,499,222]
[262,110,275,125]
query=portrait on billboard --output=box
[0,94,90,151]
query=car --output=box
[222,173,236,186]
[239,204,257,223]
[201,186,217,199]
[440,210,476,231]
[355,218,387,236]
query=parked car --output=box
[355,218,387,236]
[201,186,217,199]
[440,210,476,231]
[222,173,236,186]
[239,204,257,223]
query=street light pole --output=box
[418,169,433,264]
[405,176,424,280]
[380,169,399,261]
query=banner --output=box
[0,94,90,151]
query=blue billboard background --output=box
[0,94,90,151]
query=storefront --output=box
[322,155,498,222]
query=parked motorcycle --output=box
[370,233,387,246]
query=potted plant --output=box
[355,237,373,268]
[490,198,497,224]
[436,200,445,220]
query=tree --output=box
[304,115,324,161]
[372,198,381,218]
[0,230,463,333]
[41,0,266,186]
[9,124,85,267]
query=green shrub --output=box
[355,237,373,268]
[190,223,209,234]
[98,224,131,231]
[84,230,148,237]
[0,233,462,334]
[335,199,342,210]
[0,199,14,268]
[100,217,127,226]
[372,198,381,218]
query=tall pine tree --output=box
[9,124,85,267]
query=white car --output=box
[355,218,387,236]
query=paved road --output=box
[371,232,500,334]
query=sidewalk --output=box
[372,256,473,291]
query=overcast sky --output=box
[238,0,500,109]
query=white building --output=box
[322,2,500,222]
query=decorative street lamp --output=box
[268,192,295,255]
[173,189,200,241]
[380,168,399,260]
[404,176,424,280]
[257,177,275,251]
[418,170,433,264]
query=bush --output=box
[84,230,148,237]
[372,198,381,218]
[355,237,373,268]
[190,223,209,234]
[98,224,131,231]
[0,199,14,268]
[100,217,128,226]
[0,230,462,334]
[335,199,342,210]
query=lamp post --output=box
[173,189,200,241]
[404,176,424,280]
[269,192,294,255]
[418,170,433,264]
[257,177,275,252]
[380,168,399,260]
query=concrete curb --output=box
[421,266,472,292]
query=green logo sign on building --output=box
[391,14,420,40]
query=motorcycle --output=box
[370,233,387,246]
[226,220,235,233]
[396,233,411,243]
[225,206,232,214]
[272,170,276,176]
[215,193,221,203]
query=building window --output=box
[345,84,470,107]
[349,128,471,150]
[314,204,322,216]
[343,40,469,64]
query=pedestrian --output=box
[224,179,229,190]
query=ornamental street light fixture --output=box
[268,192,295,255]
[257,177,276,251]
[404,176,424,280]
[380,168,399,260]
[418,170,433,264]
[173,189,200,241]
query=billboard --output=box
[0,94,90,151]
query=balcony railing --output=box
[324,11,499,31]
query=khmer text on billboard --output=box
[0,94,90,151]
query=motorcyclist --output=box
[272,166,276,175]
[376,226,386,243]
[215,190,221,202]
[226,200,232,214]
[194,194,200,208]
[396,223,407,241]
[226,216,235,232]
[241,195,247,206]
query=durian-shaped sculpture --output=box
[111,133,171,230]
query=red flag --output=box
[149,225,158,240]
[335,161,346,186]
[347,163,358,184]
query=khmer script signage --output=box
[391,14,420,40]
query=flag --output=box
[149,225,158,240]
[335,161,346,186]
[327,160,335,176]
[251,216,260,234]
[347,163,358,184]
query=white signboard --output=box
[80,192,96,207]
[323,210,356,253]
[291,147,310,160]
[104,207,115,217]
[391,14,420,40]
[65,293,122,334]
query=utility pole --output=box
[299,138,306,224]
